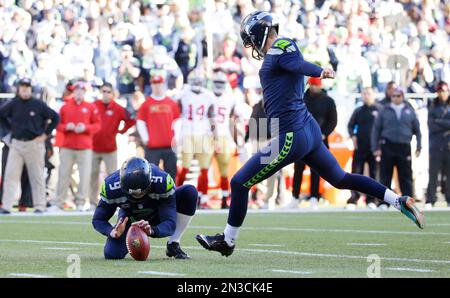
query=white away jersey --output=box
[213,93,236,137]
[178,86,214,136]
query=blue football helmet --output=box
[240,11,279,60]
[120,157,152,199]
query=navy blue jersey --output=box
[92,164,176,238]
[259,37,323,134]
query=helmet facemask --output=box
[240,11,279,60]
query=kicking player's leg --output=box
[302,121,424,228]
[196,131,310,255]
[166,184,198,259]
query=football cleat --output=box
[399,196,425,229]
[195,233,235,257]
[166,242,191,259]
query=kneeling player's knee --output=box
[176,184,198,216]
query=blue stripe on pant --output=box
[228,118,387,227]
[104,184,198,259]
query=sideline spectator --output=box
[136,75,180,181]
[346,87,382,210]
[0,78,59,214]
[425,81,450,209]
[372,87,422,206]
[90,82,135,208]
[51,81,100,212]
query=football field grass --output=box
[0,209,450,278]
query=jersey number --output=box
[188,104,205,120]
[217,107,227,123]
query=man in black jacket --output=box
[0,78,59,214]
[372,87,421,206]
[346,87,382,210]
[425,81,450,209]
[286,77,337,209]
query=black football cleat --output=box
[195,233,235,257]
[166,242,191,259]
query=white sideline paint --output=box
[270,269,311,275]
[42,247,80,251]
[3,221,450,237]
[1,207,450,217]
[138,271,185,276]
[4,239,450,266]
[0,239,102,246]
[385,267,434,273]
[347,243,386,247]
[9,273,51,278]
[249,244,285,247]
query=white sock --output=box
[222,190,230,197]
[168,213,193,244]
[200,194,209,204]
[383,189,401,210]
[224,224,240,246]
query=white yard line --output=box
[0,239,102,246]
[2,220,448,236]
[9,273,52,278]
[1,207,449,217]
[347,243,386,247]
[270,269,311,275]
[138,271,185,276]
[249,244,285,247]
[3,240,450,266]
[42,247,80,251]
[0,220,88,225]
[385,267,434,273]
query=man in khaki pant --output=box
[49,81,101,212]
[0,78,59,214]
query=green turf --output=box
[0,211,449,278]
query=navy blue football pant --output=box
[228,119,387,227]
[103,185,197,260]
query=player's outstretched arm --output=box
[92,199,120,237]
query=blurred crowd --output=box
[0,0,449,212]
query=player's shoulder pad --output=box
[100,170,128,205]
[148,165,175,200]
[268,38,297,55]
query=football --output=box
[126,225,150,261]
